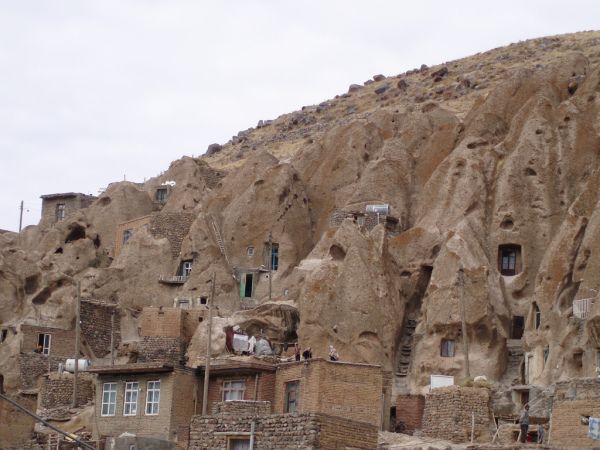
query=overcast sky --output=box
[0,1,598,231]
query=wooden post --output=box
[201,273,216,415]
[268,232,273,302]
[18,200,24,232]
[459,268,471,379]
[72,281,81,408]
[110,308,115,366]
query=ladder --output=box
[210,216,230,267]
[47,433,59,450]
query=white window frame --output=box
[145,380,161,415]
[101,382,117,417]
[123,381,139,416]
[247,246,255,256]
[181,260,193,277]
[223,380,245,401]
[38,333,51,355]
[56,203,66,221]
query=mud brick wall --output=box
[39,373,94,408]
[137,336,185,364]
[20,324,75,357]
[396,394,425,434]
[205,372,276,414]
[212,400,271,416]
[114,215,151,257]
[40,194,96,227]
[148,212,196,258]
[198,164,226,189]
[140,308,183,338]
[19,353,62,390]
[549,378,600,448]
[422,386,493,443]
[318,414,378,450]
[274,359,384,428]
[81,300,120,357]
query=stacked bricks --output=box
[148,212,196,258]
[421,386,493,443]
[20,325,75,357]
[80,299,120,357]
[137,336,185,364]
[198,163,226,189]
[396,394,425,434]
[39,372,94,409]
[549,378,600,448]
[18,353,62,390]
[188,411,378,450]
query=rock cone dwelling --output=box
[3,31,600,449]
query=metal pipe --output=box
[253,373,259,401]
[201,272,216,415]
[249,420,256,450]
[0,392,96,450]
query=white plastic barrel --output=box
[64,359,91,373]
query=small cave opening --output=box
[500,217,514,230]
[24,274,40,295]
[65,225,86,243]
[31,287,52,305]
[329,244,346,261]
[97,197,111,206]
[55,247,63,254]
[525,167,537,177]
[93,235,101,248]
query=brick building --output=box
[395,394,425,434]
[89,363,199,446]
[39,192,97,227]
[80,299,121,358]
[549,378,600,448]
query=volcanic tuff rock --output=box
[3,31,600,443]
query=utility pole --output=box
[268,232,273,302]
[72,281,81,408]
[201,272,216,415]
[18,201,23,232]
[458,268,471,378]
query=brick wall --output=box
[148,212,196,258]
[81,300,120,358]
[549,378,600,448]
[21,324,75,358]
[140,308,183,338]
[188,411,377,450]
[205,372,275,414]
[273,359,384,428]
[170,370,201,447]
[396,394,425,434]
[39,372,94,409]
[422,386,493,443]
[137,336,185,364]
[18,353,62,390]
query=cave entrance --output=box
[511,316,525,339]
[240,273,254,298]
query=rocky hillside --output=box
[2,30,600,430]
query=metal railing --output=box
[158,275,188,284]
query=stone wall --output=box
[549,378,600,449]
[137,336,185,364]
[212,400,272,415]
[396,394,425,434]
[18,353,62,390]
[198,163,226,189]
[148,212,196,258]
[20,324,75,357]
[81,299,120,358]
[39,372,94,409]
[188,411,378,450]
[329,208,400,234]
[274,359,384,428]
[422,386,493,443]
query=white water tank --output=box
[366,204,390,215]
[64,359,91,373]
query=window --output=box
[55,203,66,221]
[440,339,455,357]
[284,381,299,413]
[145,380,160,415]
[199,296,208,306]
[574,352,583,368]
[247,246,255,257]
[180,260,193,277]
[511,316,524,339]
[228,439,250,450]
[268,243,279,271]
[240,273,253,298]
[101,383,117,416]
[223,380,245,401]
[533,303,541,329]
[123,381,139,416]
[122,229,133,244]
[156,188,168,203]
[498,244,522,276]
[176,299,190,309]
[37,333,51,355]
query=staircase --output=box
[501,339,524,385]
[209,216,230,266]
[396,318,417,377]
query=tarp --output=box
[255,338,273,355]
[232,334,249,353]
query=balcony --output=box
[573,298,594,319]
[158,275,188,285]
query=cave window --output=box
[498,244,522,276]
[533,303,541,329]
[55,203,66,221]
[440,339,455,357]
[156,188,168,204]
[199,296,208,306]
[520,390,529,406]
[511,316,525,339]
[247,246,255,257]
[240,273,254,298]
[574,351,583,368]
[543,347,549,366]
[597,349,600,369]
[178,260,193,278]
[265,243,279,271]
[122,229,133,244]
[0,329,7,343]
[37,333,51,355]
